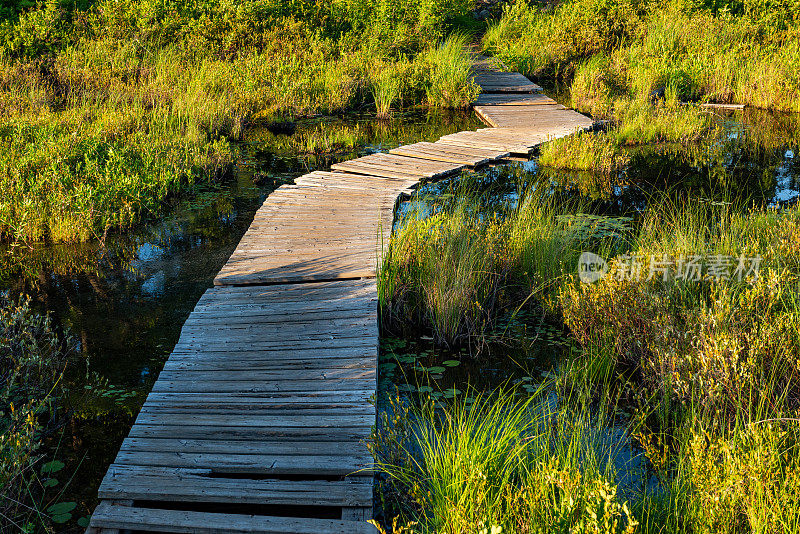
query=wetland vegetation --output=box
[2,0,800,533]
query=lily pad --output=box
[426,366,446,374]
[47,502,76,521]
[41,460,65,474]
[442,360,460,367]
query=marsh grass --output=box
[483,0,800,186]
[372,386,638,534]
[555,198,800,532]
[0,0,482,244]
[379,186,628,346]
[539,131,630,173]
[418,35,480,109]
[379,187,800,531]
[372,64,406,119]
[484,0,800,113]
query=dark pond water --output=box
[2,107,799,529]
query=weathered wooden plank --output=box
[142,391,374,407]
[330,160,427,180]
[120,438,369,457]
[472,71,542,93]
[154,368,376,383]
[99,472,372,507]
[161,357,375,373]
[474,106,593,129]
[113,450,372,475]
[171,338,377,352]
[138,403,373,417]
[127,424,369,441]
[89,502,378,532]
[150,379,375,394]
[474,93,558,106]
[197,280,376,299]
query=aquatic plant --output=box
[417,34,480,109]
[380,187,627,346]
[371,63,407,119]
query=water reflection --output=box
[0,110,482,525]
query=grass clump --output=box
[539,131,630,173]
[371,388,637,534]
[416,35,480,109]
[379,187,627,346]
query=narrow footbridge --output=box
[87,57,592,533]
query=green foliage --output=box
[561,201,800,416]
[0,296,79,531]
[378,183,800,532]
[416,35,480,109]
[379,187,626,346]
[483,0,645,81]
[0,0,481,244]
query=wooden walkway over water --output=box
[87,56,592,533]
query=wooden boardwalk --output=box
[87,55,592,533]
